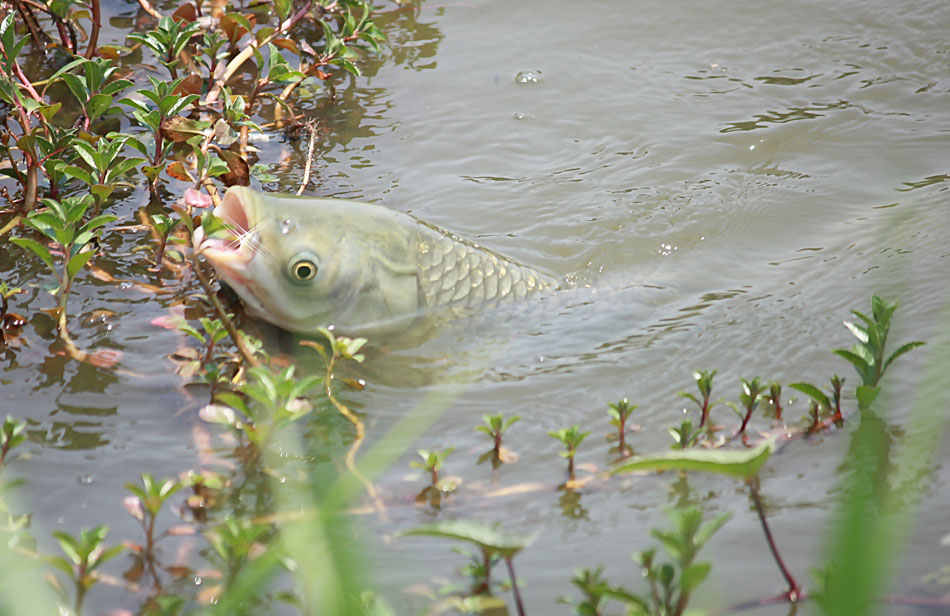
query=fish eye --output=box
[290,258,318,282]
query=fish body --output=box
[195,187,558,336]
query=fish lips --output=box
[192,187,258,289]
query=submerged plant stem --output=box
[296,121,318,196]
[190,250,260,369]
[505,556,526,616]
[748,477,801,602]
[323,351,384,514]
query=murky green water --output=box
[3,0,950,613]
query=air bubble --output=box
[514,70,541,84]
[280,219,296,235]
[513,112,533,120]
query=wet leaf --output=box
[171,2,197,23]
[199,404,239,427]
[161,116,206,143]
[166,161,193,182]
[174,74,203,98]
[212,146,250,186]
[271,38,299,55]
[220,13,255,44]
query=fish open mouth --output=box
[193,187,256,284]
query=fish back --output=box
[416,229,557,309]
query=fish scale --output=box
[417,231,557,309]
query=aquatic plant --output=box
[476,412,520,463]
[561,506,729,616]
[549,424,590,479]
[732,376,764,437]
[678,369,717,428]
[47,525,124,613]
[123,473,183,559]
[763,381,783,422]
[834,295,925,390]
[10,194,116,361]
[397,520,534,616]
[668,419,700,450]
[606,398,637,455]
[202,365,322,464]
[0,415,26,470]
[411,447,455,488]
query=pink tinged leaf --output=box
[123,496,145,521]
[184,188,213,209]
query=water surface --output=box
[3,0,950,613]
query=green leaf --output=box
[788,382,831,410]
[66,250,95,279]
[882,341,926,375]
[395,520,535,559]
[9,237,56,273]
[46,555,76,578]
[61,165,96,186]
[61,73,88,105]
[679,562,712,594]
[87,93,113,121]
[832,349,873,384]
[610,438,775,480]
[52,531,82,565]
[842,320,868,345]
[93,542,125,568]
[693,512,731,549]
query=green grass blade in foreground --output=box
[816,299,950,615]
[210,376,484,613]
[608,438,775,479]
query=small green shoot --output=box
[678,370,717,428]
[549,424,591,478]
[10,195,115,345]
[48,525,124,613]
[0,415,27,469]
[732,377,764,436]
[607,398,637,455]
[832,295,925,401]
[475,412,520,463]
[763,382,783,422]
[123,473,182,557]
[411,448,455,489]
[669,419,700,450]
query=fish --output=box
[194,187,559,336]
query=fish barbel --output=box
[194,187,558,336]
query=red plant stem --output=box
[700,399,709,427]
[738,408,753,434]
[504,556,526,616]
[748,477,801,601]
[85,0,100,58]
[12,61,42,103]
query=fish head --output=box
[195,187,424,336]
